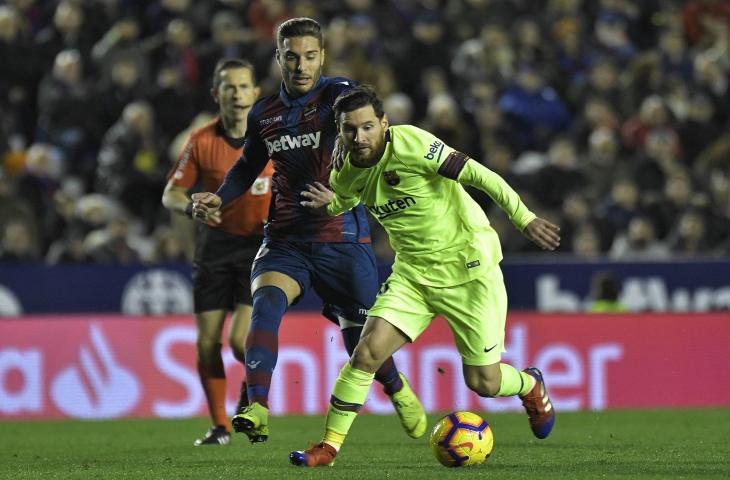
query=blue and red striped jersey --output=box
[216,76,371,243]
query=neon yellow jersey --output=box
[327,125,536,286]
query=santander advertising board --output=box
[1,313,728,419]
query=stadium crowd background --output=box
[0,0,728,265]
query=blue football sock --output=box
[245,286,288,408]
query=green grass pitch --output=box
[2,409,729,479]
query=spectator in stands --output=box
[679,91,722,166]
[14,143,62,248]
[587,270,627,313]
[94,53,151,133]
[0,174,37,240]
[95,101,166,233]
[528,137,586,210]
[582,127,621,199]
[0,219,39,262]
[35,0,95,68]
[498,63,571,152]
[692,52,728,117]
[596,177,641,249]
[609,215,670,259]
[148,64,198,141]
[35,49,95,172]
[0,4,42,143]
[149,225,186,263]
[0,0,725,263]
[631,127,683,194]
[593,8,637,65]
[45,226,90,264]
[682,0,730,49]
[657,29,693,82]
[399,12,452,100]
[667,208,711,256]
[197,11,256,94]
[148,18,200,94]
[560,192,595,253]
[84,215,141,264]
[571,222,603,257]
[382,93,414,126]
[419,92,474,154]
[705,170,730,248]
[142,0,192,38]
[622,94,674,152]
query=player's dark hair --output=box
[277,17,323,49]
[212,58,256,91]
[333,85,385,121]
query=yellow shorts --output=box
[368,267,507,366]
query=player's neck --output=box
[220,114,247,139]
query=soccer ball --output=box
[429,411,494,467]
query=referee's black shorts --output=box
[192,225,263,313]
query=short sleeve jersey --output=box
[330,125,535,286]
[169,118,274,237]
[215,76,371,243]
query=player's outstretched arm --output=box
[522,217,561,251]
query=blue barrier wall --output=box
[0,259,728,315]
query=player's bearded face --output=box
[277,35,324,97]
[338,105,389,167]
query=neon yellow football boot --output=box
[390,373,427,439]
[231,401,269,443]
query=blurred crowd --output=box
[0,0,728,264]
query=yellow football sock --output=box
[497,363,535,397]
[323,363,374,450]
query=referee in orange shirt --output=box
[163,58,273,446]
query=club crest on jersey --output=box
[303,105,317,119]
[383,170,400,186]
[251,177,270,195]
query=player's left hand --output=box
[300,182,334,211]
[523,217,561,251]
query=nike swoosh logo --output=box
[331,398,349,409]
[484,344,498,353]
[246,360,262,369]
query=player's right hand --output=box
[300,182,334,210]
[191,192,222,223]
[523,217,561,251]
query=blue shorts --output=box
[251,239,379,326]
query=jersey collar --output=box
[215,117,245,149]
[278,76,327,107]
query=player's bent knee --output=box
[350,341,382,372]
[196,336,221,357]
